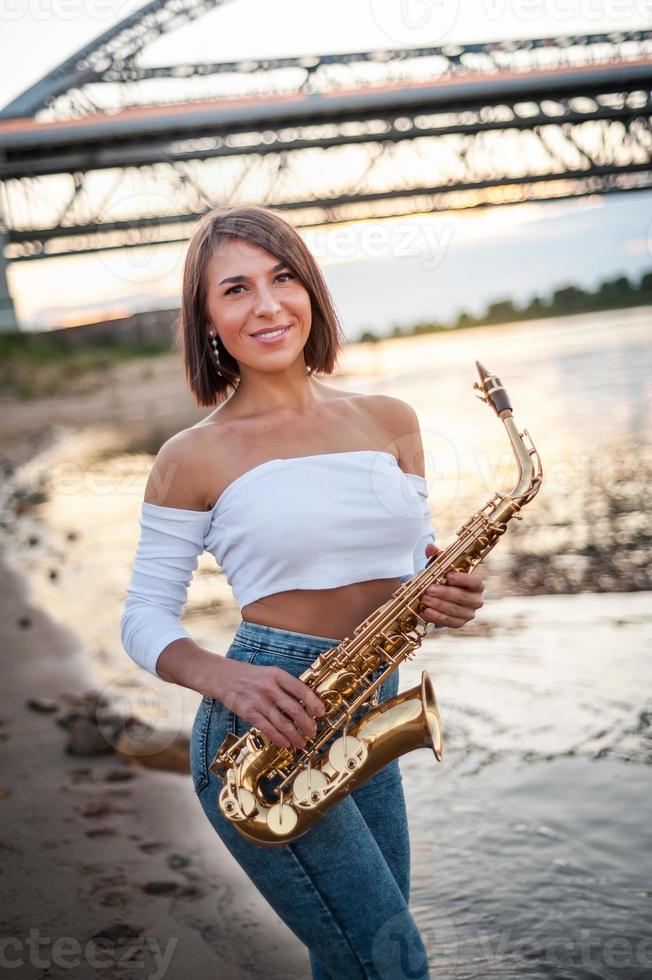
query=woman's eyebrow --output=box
[218,261,287,286]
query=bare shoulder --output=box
[365,394,419,431]
[353,392,420,437]
[318,387,424,467]
[143,425,215,511]
[312,382,416,432]
[355,393,425,477]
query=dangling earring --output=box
[207,329,222,376]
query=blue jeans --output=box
[190,620,430,980]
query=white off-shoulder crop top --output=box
[120,450,435,678]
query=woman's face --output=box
[204,236,313,375]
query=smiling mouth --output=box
[250,325,291,339]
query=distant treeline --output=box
[358,269,652,343]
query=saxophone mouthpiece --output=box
[474,361,512,416]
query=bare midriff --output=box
[241,576,403,641]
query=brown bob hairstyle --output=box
[177,205,346,406]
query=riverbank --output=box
[0,559,311,979]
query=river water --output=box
[6,306,651,979]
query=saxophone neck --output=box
[503,415,541,502]
[474,361,542,504]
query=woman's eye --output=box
[224,272,293,295]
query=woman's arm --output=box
[120,431,216,681]
[120,432,325,748]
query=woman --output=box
[121,205,484,979]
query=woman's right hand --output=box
[212,658,327,749]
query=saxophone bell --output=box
[351,670,443,766]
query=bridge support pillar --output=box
[0,228,18,332]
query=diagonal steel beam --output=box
[1,0,234,119]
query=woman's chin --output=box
[241,349,308,373]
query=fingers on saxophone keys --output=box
[281,672,326,719]
[422,596,457,625]
[276,698,317,742]
[261,706,302,749]
[423,591,450,614]
[427,609,449,626]
[250,711,291,749]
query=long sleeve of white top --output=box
[120,502,212,679]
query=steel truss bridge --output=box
[0,0,651,328]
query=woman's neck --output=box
[229,365,322,419]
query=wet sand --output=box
[0,560,310,979]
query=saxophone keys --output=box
[218,784,257,820]
[266,801,298,836]
[292,768,329,806]
[237,787,257,817]
[327,734,367,774]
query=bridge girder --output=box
[2,58,652,179]
[2,18,651,121]
[1,0,235,120]
[1,23,651,264]
[2,72,651,261]
[4,120,651,260]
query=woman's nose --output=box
[253,285,282,316]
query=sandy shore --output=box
[0,350,206,464]
[0,556,312,979]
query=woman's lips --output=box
[250,326,291,344]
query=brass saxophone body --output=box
[209,363,543,846]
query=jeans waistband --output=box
[233,620,343,654]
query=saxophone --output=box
[209,362,542,846]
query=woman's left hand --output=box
[419,544,485,629]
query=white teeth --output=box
[254,327,288,338]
